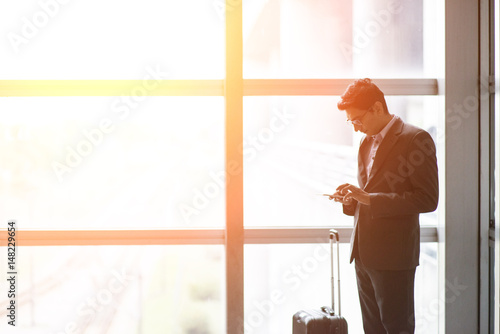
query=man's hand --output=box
[328,184,354,205]
[333,183,371,206]
[328,191,353,205]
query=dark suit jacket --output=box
[343,117,439,270]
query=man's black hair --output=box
[337,78,388,113]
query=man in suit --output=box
[332,78,439,334]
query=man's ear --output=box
[372,101,384,115]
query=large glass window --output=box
[0,97,224,229]
[0,0,224,79]
[243,0,439,78]
[243,96,442,227]
[245,243,438,334]
[0,245,224,333]
[0,0,443,333]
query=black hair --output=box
[337,78,388,113]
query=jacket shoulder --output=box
[399,121,434,142]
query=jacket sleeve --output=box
[343,201,358,216]
[369,130,439,218]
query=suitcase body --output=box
[292,229,348,333]
[292,307,348,334]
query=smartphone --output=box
[321,193,344,199]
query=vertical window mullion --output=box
[225,1,244,333]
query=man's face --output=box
[345,107,374,135]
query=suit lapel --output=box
[357,136,369,188]
[364,118,404,189]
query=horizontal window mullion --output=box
[243,78,438,96]
[244,226,438,243]
[0,80,225,97]
[0,227,437,246]
[0,229,225,246]
[0,79,437,97]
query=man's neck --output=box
[372,114,394,135]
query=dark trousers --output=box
[355,259,416,334]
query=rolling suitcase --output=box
[292,229,348,333]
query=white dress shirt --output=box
[363,115,398,177]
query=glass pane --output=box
[0,97,224,229]
[244,243,438,334]
[0,245,224,333]
[243,96,442,227]
[0,0,224,79]
[243,0,441,78]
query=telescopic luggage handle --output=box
[329,229,341,316]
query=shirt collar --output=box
[372,114,397,141]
